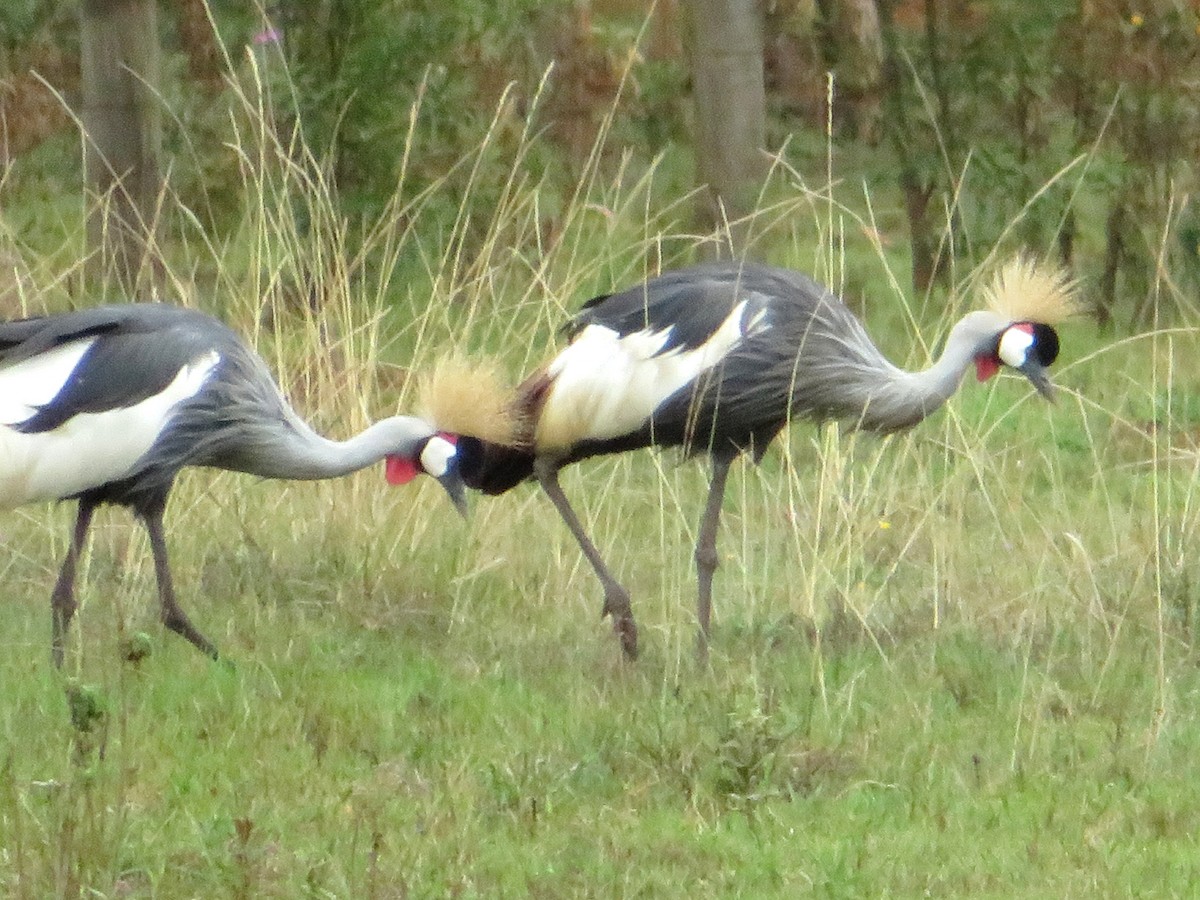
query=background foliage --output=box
[4,0,1197,324]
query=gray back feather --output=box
[647,266,927,456]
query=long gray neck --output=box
[242,413,433,481]
[858,310,1002,432]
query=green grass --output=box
[5,565,1200,896]
[3,324,1200,896]
[5,44,1200,898]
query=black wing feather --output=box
[0,312,122,361]
[568,263,772,356]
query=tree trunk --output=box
[80,0,162,293]
[900,170,938,293]
[877,0,945,292]
[175,0,223,91]
[815,0,885,142]
[687,0,766,256]
[1098,201,1123,331]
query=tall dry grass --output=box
[1,26,1197,680]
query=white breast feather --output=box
[0,349,221,507]
[536,301,750,452]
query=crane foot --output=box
[601,587,638,660]
[161,608,220,660]
[611,613,639,660]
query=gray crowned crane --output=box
[438,257,1076,660]
[0,303,467,666]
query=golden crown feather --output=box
[417,353,521,443]
[983,255,1082,325]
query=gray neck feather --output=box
[857,310,1006,432]
[242,412,434,481]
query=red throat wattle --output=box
[974,354,1000,382]
[385,455,418,485]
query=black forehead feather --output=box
[1030,323,1060,367]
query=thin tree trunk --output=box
[687,0,766,256]
[901,170,938,293]
[878,0,941,292]
[922,0,956,163]
[80,0,162,293]
[175,0,223,91]
[1058,208,1075,268]
[816,0,885,142]
[1099,201,1123,331]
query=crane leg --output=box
[50,499,97,668]
[141,506,220,660]
[694,454,732,660]
[535,458,638,660]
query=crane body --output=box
[446,259,1075,659]
[0,303,465,665]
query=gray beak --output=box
[1018,360,1055,401]
[436,467,468,518]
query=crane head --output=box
[384,433,468,516]
[971,255,1078,401]
[974,321,1061,400]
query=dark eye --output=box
[1031,323,1060,367]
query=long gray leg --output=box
[50,499,97,668]
[141,505,220,659]
[695,453,732,659]
[534,458,638,659]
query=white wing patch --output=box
[535,300,755,452]
[0,338,97,425]
[0,349,221,508]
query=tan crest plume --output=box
[983,256,1081,325]
[417,353,521,443]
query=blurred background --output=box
[4,0,1197,325]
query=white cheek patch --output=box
[419,436,456,478]
[998,326,1034,368]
